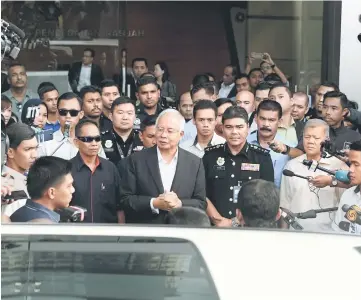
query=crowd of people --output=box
[1,47,361,235]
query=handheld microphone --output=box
[303,160,351,184]
[335,170,351,184]
[280,208,304,230]
[295,207,338,219]
[56,206,87,222]
[342,204,361,225]
[63,121,71,138]
[282,169,310,181]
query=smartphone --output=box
[2,190,28,201]
[251,52,264,60]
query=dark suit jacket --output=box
[119,146,207,224]
[113,72,137,101]
[68,62,104,93]
[218,81,237,98]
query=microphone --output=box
[335,170,351,184]
[63,121,71,138]
[342,204,361,225]
[280,208,304,230]
[338,221,350,232]
[7,21,25,39]
[295,207,338,219]
[56,206,87,222]
[282,169,310,181]
[303,159,351,184]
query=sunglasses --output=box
[58,109,81,117]
[77,136,101,143]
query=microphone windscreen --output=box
[342,204,350,213]
[282,169,294,177]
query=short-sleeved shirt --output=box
[2,89,39,119]
[180,133,225,158]
[10,199,60,223]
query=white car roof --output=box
[2,224,361,300]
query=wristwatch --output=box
[281,145,290,155]
[330,176,337,187]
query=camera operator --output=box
[332,141,361,234]
[280,119,348,232]
[1,123,38,222]
[234,179,281,228]
[10,156,74,223]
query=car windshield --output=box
[2,235,220,300]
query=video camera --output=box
[1,19,25,61]
[56,206,87,223]
[320,140,347,158]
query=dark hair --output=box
[192,74,210,87]
[136,77,159,92]
[323,91,349,109]
[348,100,359,110]
[225,64,238,77]
[57,92,82,108]
[155,61,170,82]
[110,96,136,113]
[350,140,361,152]
[222,105,248,124]
[139,72,156,79]
[39,85,58,100]
[27,156,72,200]
[165,207,211,226]
[79,85,102,100]
[320,81,339,92]
[21,98,48,125]
[6,123,36,149]
[236,179,280,228]
[140,115,157,132]
[132,57,148,68]
[214,98,234,108]
[8,63,26,72]
[264,73,282,84]
[256,99,282,119]
[100,79,120,93]
[190,82,218,99]
[236,73,249,81]
[193,99,217,119]
[84,48,95,57]
[269,83,292,98]
[1,95,12,110]
[75,118,99,137]
[37,82,56,95]
[255,82,272,92]
[249,68,263,76]
[204,72,216,81]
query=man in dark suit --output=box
[218,64,238,99]
[68,48,104,94]
[119,109,207,224]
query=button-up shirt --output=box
[77,64,92,91]
[1,165,29,217]
[277,117,298,147]
[180,133,225,158]
[43,120,61,133]
[280,154,348,232]
[38,129,106,160]
[2,89,39,119]
[247,131,290,188]
[219,82,235,98]
[10,199,60,223]
[181,119,197,143]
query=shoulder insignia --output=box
[205,143,223,152]
[249,143,270,155]
[101,129,110,135]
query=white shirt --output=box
[181,119,197,143]
[77,64,92,91]
[218,82,235,98]
[1,166,29,217]
[332,186,361,234]
[280,154,348,232]
[180,133,225,158]
[38,129,106,160]
[150,147,179,213]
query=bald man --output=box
[235,90,257,131]
[178,92,193,122]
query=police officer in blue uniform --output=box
[202,106,274,226]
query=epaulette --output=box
[101,129,111,135]
[249,143,270,155]
[205,143,223,152]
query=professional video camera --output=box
[56,206,87,223]
[1,19,25,61]
[320,140,347,158]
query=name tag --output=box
[241,163,260,171]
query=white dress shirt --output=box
[181,119,197,143]
[77,64,92,91]
[218,82,235,98]
[150,147,179,213]
[38,129,106,160]
[1,166,29,217]
[280,154,348,232]
[180,133,225,158]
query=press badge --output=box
[233,181,242,203]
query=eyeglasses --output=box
[77,136,101,143]
[58,109,81,117]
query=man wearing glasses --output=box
[70,119,123,223]
[38,92,106,160]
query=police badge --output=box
[104,140,113,148]
[217,157,225,166]
[134,118,141,126]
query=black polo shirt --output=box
[10,199,60,223]
[70,153,122,223]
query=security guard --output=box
[101,97,144,165]
[203,106,274,225]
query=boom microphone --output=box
[282,169,310,181]
[342,204,361,225]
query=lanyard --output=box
[112,131,134,159]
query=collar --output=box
[113,129,135,145]
[330,122,347,133]
[221,82,235,89]
[82,64,92,68]
[157,147,178,164]
[354,185,360,194]
[225,142,250,158]
[26,199,60,223]
[8,89,33,101]
[74,152,102,172]
[278,116,296,129]
[2,165,27,181]
[193,135,213,147]
[296,154,333,166]
[46,119,60,125]
[137,103,162,116]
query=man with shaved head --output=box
[235,90,256,130]
[119,109,207,224]
[177,91,193,122]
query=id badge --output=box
[233,181,242,203]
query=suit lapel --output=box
[146,147,164,194]
[170,148,186,192]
